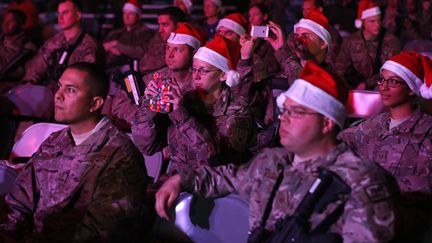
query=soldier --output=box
[192,0,223,40]
[21,0,102,87]
[103,0,153,69]
[338,51,432,241]
[138,6,186,76]
[133,34,255,171]
[0,62,147,242]
[0,9,35,92]
[286,0,342,69]
[334,0,401,90]
[155,61,396,242]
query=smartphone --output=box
[251,25,269,38]
[149,76,172,113]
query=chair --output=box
[171,192,250,243]
[10,122,67,159]
[346,90,386,118]
[5,84,54,120]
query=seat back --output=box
[10,122,67,159]
[347,90,386,118]
[5,84,54,119]
[173,192,249,243]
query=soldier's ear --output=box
[219,72,227,82]
[89,96,104,113]
[322,117,336,134]
[320,41,328,51]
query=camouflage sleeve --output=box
[22,44,49,83]
[111,88,139,125]
[334,39,353,79]
[0,162,37,240]
[337,125,362,152]
[380,35,401,65]
[167,105,218,165]
[340,168,395,242]
[73,143,147,242]
[231,58,254,99]
[274,46,302,85]
[131,97,169,155]
[75,36,99,64]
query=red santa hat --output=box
[381,51,432,99]
[123,0,142,14]
[355,0,381,28]
[217,13,248,36]
[276,61,347,128]
[294,10,331,50]
[167,23,207,50]
[193,34,241,87]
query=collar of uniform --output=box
[381,108,424,136]
[61,30,84,46]
[212,85,231,116]
[42,117,113,156]
[291,143,349,173]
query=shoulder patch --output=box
[364,184,391,203]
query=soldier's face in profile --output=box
[278,98,324,154]
[57,2,81,31]
[378,69,414,108]
[123,10,139,28]
[165,43,194,71]
[54,68,95,125]
[217,26,240,43]
[158,14,177,41]
[363,15,381,37]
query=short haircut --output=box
[57,0,83,12]
[67,62,109,99]
[6,9,26,26]
[158,6,187,25]
[249,3,271,21]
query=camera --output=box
[251,25,269,38]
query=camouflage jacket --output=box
[338,109,432,193]
[0,118,147,242]
[23,31,102,84]
[132,75,255,170]
[138,34,166,76]
[0,32,35,81]
[104,24,154,66]
[334,30,401,89]
[287,25,342,70]
[179,143,396,243]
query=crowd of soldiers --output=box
[0,0,431,242]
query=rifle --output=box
[269,169,351,243]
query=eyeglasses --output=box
[189,67,220,76]
[376,76,406,88]
[278,108,319,119]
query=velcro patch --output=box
[365,184,391,203]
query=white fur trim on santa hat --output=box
[294,18,331,49]
[276,79,346,128]
[381,60,423,96]
[226,70,240,87]
[361,6,381,19]
[355,19,363,28]
[420,83,432,99]
[123,3,141,14]
[167,32,200,49]
[194,47,229,72]
[217,18,246,36]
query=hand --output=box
[265,21,285,51]
[103,40,121,55]
[144,79,159,99]
[240,33,254,60]
[162,78,183,111]
[155,174,182,220]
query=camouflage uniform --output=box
[132,69,255,170]
[338,109,432,193]
[338,109,432,241]
[104,24,154,66]
[334,30,401,89]
[138,34,166,76]
[22,31,102,84]
[0,118,147,242]
[287,26,342,69]
[178,143,396,242]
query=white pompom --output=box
[276,92,287,111]
[355,19,362,29]
[225,70,240,87]
[420,83,432,99]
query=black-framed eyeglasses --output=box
[278,108,319,119]
[376,76,406,88]
[189,67,220,76]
